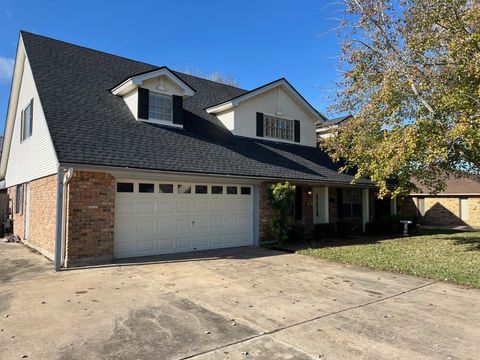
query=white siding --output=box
[216,109,235,131]
[5,58,58,187]
[123,89,138,118]
[232,86,317,147]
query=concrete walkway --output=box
[1,242,479,359]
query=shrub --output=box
[267,182,296,243]
[336,219,353,238]
[365,221,378,235]
[368,214,419,235]
[314,223,336,240]
[288,223,306,242]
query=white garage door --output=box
[114,180,254,258]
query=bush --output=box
[288,223,305,242]
[336,219,353,238]
[314,223,336,240]
[367,214,419,235]
[365,221,378,235]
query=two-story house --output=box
[0,32,383,269]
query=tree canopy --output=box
[323,0,480,196]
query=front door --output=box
[24,182,31,240]
[312,186,328,224]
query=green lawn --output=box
[297,230,480,288]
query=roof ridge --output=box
[20,31,247,91]
[20,30,160,70]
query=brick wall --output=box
[8,175,57,259]
[398,195,480,227]
[65,171,115,266]
[258,182,313,243]
[469,197,480,227]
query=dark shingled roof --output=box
[21,31,373,186]
[316,115,352,129]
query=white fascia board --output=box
[206,79,326,123]
[0,36,26,180]
[111,68,195,97]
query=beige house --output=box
[398,175,480,228]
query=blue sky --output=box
[0,0,345,129]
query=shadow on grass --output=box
[277,229,480,252]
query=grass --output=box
[297,230,480,288]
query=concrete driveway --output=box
[1,242,479,360]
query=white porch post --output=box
[321,186,329,223]
[390,197,397,215]
[362,188,369,232]
[313,186,329,224]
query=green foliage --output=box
[288,223,306,242]
[267,182,296,242]
[314,223,336,240]
[324,0,480,197]
[336,219,354,238]
[366,214,419,235]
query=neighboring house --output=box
[398,175,480,228]
[0,32,391,269]
[316,115,352,143]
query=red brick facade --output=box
[8,175,57,258]
[65,171,115,266]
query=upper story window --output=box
[264,115,294,141]
[149,92,172,122]
[20,99,33,142]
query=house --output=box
[0,32,391,269]
[398,175,480,228]
[316,115,352,143]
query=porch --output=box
[258,182,397,242]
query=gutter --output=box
[54,168,73,272]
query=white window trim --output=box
[263,114,295,142]
[148,91,173,122]
[20,100,33,143]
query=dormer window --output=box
[149,92,172,122]
[264,115,294,141]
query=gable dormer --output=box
[206,78,326,147]
[111,67,195,127]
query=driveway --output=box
[1,242,479,360]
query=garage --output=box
[114,180,255,258]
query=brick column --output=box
[65,171,115,266]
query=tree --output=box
[181,67,240,87]
[323,0,480,196]
[267,182,296,242]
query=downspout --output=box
[61,168,74,268]
[53,168,73,272]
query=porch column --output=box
[390,197,397,215]
[362,188,369,232]
[320,186,329,223]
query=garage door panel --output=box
[115,181,254,258]
[137,220,155,234]
[176,201,192,213]
[137,201,156,215]
[157,219,174,231]
[157,238,175,251]
[157,201,174,213]
[176,236,192,250]
[116,201,136,216]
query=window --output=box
[117,182,134,192]
[212,186,223,194]
[226,186,237,195]
[264,115,293,141]
[139,183,154,193]
[342,189,362,218]
[159,184,174,193]
[178,184,191,194]
[417,197,425,216]
[149,92,172,122]
[15,184,24,214]
[241,187,251,195]
[195,185,208,194]
[21,100,33,142]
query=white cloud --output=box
[0,56,14,83]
